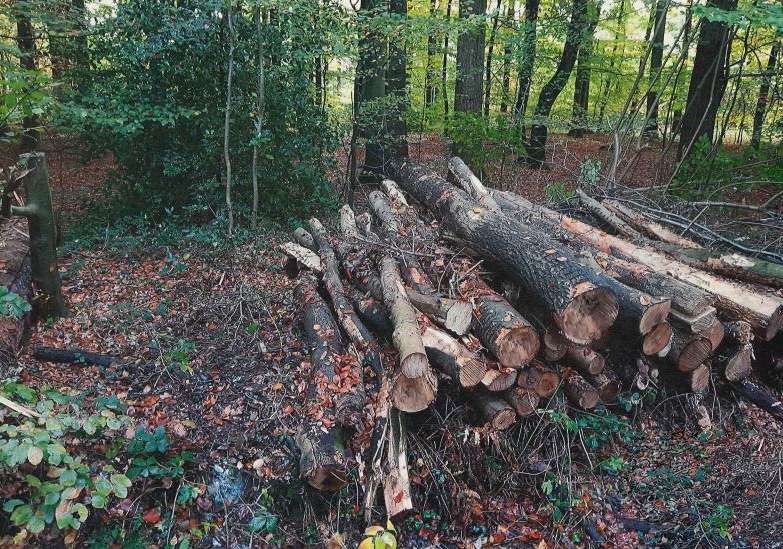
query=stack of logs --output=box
[282,156,783,522]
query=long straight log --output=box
[294,274,349,491]
[602,200,701,248]
[309,218,381,379]
[730,378,783,422]
[493,189,783,340]
[388,159,619,345]
[384,408,415,522]
[448,157,501,212]
[380,257,437,412]
[576,189,637,238]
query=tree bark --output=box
[602,200,701,249]
[407,290,473,336]
[750,42,779,149]
[569,8,599,139]
[526,0,587,167]
[386,0,409,160]
[454,0,488,116]
[643,0,667,137]
[251,7,265,228]
[730,378,783,423]
[504,386,540,416]
[223,7,235,237]
[517,360,560,397]
[0,241,30,367]
[442,0,453,124]
[356,0,388,172]
[12,153,68,319]
[499,0,516,113]
[513,0,540,137]
[388,159,619,346]
[564,345,605,375]
[15,7,38,153]
[678,0,738,160]
[564,370,600,409]
[473,389,517,430]
[483,0,503,117]
[421,325,487,386]
[425,0,440,107]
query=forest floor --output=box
[2,135,783,548]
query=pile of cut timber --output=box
[282,158,783,522]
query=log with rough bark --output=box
[498,194,783,340]
[0,218,31,366]
[473,390,517,430]
[294,274,350,491]
[472,295,540,368]
[576,189,637,238]
[517,361,561,398]
[379,257,437,412]
[421,325,486,387]
[388,159,619,346]
[407,289,472,336]
[563,370,600,410]
[33,346,120,367]
[381,179,409,206]
[339,205,360,240]
[369,190,401,234]
[309,218,381,378]
[280,242,322,273]
[602,200,701,249]
[730,378,783,422]
[447,156,500,212]
[481,366,519,391]
[720,344,753,382]
[564,345,605,375]
[504,386,540,416]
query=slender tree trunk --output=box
[424,0,439,107]
[750,42,779,149]
[442,0,453,125]
[223,7,235,237]
[597,0,626,124]
[569,30,597,137]
[526,0,588,167]
[483,0,503,117]
[678,0,738,160]
[252,7,265,228]
[500,0,516,113]
[454,0,488,115]
[513,0,540,138]
[16,8,38,153]
[386,0,409,160]
[644,0,667,137]
[356,0,388,173]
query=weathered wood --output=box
[582,369,622,402]
[421,325,486,387]
[642,322,673,356]
[602,200,701,248]
[295,421,348,492]
[563,370,600,410]
[698,318,725,352]
[473,390,517,430]
[576,189,637,238]
[384,408,415,522]
[381,179,409,206]
[540,329,571,362]
[447,156,500,212]
[33,346,119,367]
[564,345,605,375]
[280,242,322,273]
[339,205,360,240]
[669,307,718,333]
[721,344,753,382]
[472,295,540,368]
[309,218,381,379]
[407,289,473,336]
[504,386,540,416]
[668,330,712,373]
[387,159,619,345]
[0,219,31,367]
[293,227,316,250]
[517,361,560,398]
[369,190,400,233]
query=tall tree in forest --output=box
[750,41,779,149]
[500,0,516,113]
[251,6,265,228]
[596,0,626,124]
[386,0,409,159]
[454,0,488,115]
[513,0,540,137]
[678,0,738,160]
[643,0,667,137]
[569,3,600,138]
[526,0,588,167]
[425,0,439,107]
[441,0,453,123]
[484,0,503,116]
[355,0,388,172]
[15,4,38,152]
[223,5,235,237]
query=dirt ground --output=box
[2,135,783,548]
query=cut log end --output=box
[723,344,753,382]
[762,305,783,341]
[458,357,488,387]
[639,298,672,335]
[565,346,605,375]
[642,322,673,356]
[400,351,429,379]
[481,367,518,391]
[676,336,713,372]
[496,325,541,368]
[517,362,561,398]
[444,301,473,335]
[390,372,437,413]
[560,287,619,345]
[689,364,711,393]
[504,386,540,416]
[564,371,600,410]
[474,391,517,430]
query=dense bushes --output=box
[58,0,348,225]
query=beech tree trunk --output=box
[526,0,587,166]
[678,0,738,159]
[499,0,516,113]
[643,0,667,137]
[483,0,502,117]
[454,0,488,116]
[388,159,619,346]
[750,42,779,149]
[15,8,38,153]
[12,153,68,319]
[425,0,439,107]
[514,0,540,137]
[356,0,388,172]
[421,325,487,387]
